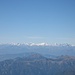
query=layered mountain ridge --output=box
[0,43,75,55]
[0,54,75,75]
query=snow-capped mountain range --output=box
[0,43,75,55]
[0,43,75,61]
[0,42,74,46]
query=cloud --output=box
[28,36,46,39]
[57,38,75,40]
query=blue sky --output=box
[0,0,75,45]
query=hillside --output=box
[0,54,75,75]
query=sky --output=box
[0,0,75,45]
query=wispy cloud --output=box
[56,38,75,40]
[28,36,46,39]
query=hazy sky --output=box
[0,0,75,45]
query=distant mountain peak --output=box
[27,43,49,46]
[0,42,73,47]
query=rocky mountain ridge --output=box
[0,54,75,75]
